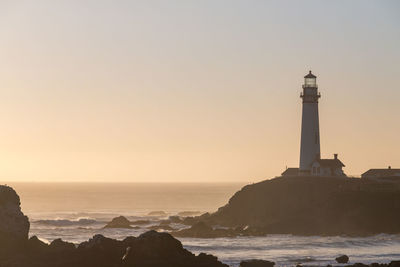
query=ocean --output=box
[8,182,400,267]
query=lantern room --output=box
[303,70,317,88]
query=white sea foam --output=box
[35,218,99,226]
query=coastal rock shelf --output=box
[201,176,400,236]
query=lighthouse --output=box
[299,71,321,175]
[281,71,346,177]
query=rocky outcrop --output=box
[0,230,228,267]
[0,186,228,267]
[201,176,400,236]
[0,185,29,244]
[3,184,400,267]
[50,238,76,251]
[103,216,132,228]
[121,230,227,267]
[336,255,350,263]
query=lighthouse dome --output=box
[304,70,316,78]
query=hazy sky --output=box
[1,0,399,182]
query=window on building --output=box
[317,167,320,173]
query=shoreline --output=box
[3,230,400,267]
[2,181,400,267]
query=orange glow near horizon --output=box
[0,1,399,182]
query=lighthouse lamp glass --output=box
[304,78,316,87]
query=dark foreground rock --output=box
[336,255,349,263]
[0,185,30,246]
[50,238,76,251]
[0,186,227,267]
[104,216,133,229]
[0,230,228,267]
[199,176,400,236]
[240,259,275,267]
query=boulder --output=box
[78,234,121,250]
[27,236,49,252]
[336,255,349,264]
[104,216,132,229]
[122,236,136,244]
[0,185,30,244]
[122,230,228,267]
[240,259,275,267]
[50,238,76,251]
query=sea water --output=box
[8,182,400,267]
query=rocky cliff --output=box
[0,185,30,244]
[201,176,400,236]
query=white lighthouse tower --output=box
[299,71,321,175]
[281,71,346,177]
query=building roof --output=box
[315,158,345,168]
[361,168,400,177]
[281,168,299,176]
[304,70,316,79]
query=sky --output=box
[0,0,399,182]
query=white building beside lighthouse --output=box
[282,71,346,177]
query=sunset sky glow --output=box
[1,0,399,182]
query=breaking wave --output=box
[34,218,99,226]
